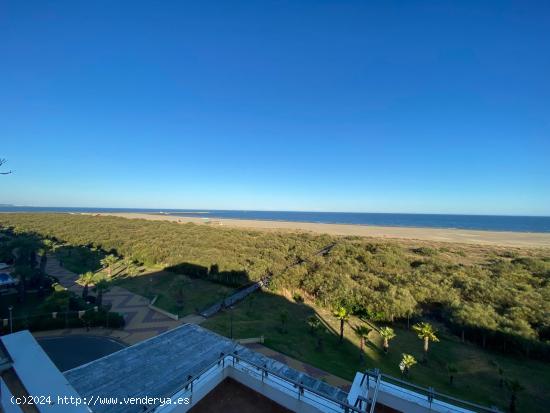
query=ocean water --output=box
[1,206,549,233]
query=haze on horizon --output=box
[1,1,549,216]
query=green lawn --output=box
[55,246,104,275]
[114,269,236,317]
[202,290,550,413]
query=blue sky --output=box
[1,1,549,215]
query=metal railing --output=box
[355,369,380,413]
[375,372,502,413]
[140,353,502,413]
[144,350,363,413]
[368,371,381,413]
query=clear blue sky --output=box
[1,1,549,215]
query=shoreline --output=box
[89,212,550,248]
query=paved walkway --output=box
[42,254,199,345]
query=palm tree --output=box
[379,326,396,354]
[354,325,371,360]
[13,265,33,303]
[489,360,505,387]
[94,278,110,307]
[412,322,439,360]
[307,315,320,334]
[246,293,256,315]
[79,271,96,299]
[279,310,289,333]
[315,325,326,352]
[399,354,417,377]
[333,306,350,344]
[11,236,40,267]
[124,257,139,276]
[505,378,524,413]
[101,254,118,278]
[447,363,458,385]
[171,276,187,310]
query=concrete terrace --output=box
[64,324,348,413]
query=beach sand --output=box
[90,213,550,248]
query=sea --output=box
[1,206,549,233]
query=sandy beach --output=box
[91,213,550,248]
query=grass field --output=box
[114,270,235,316]
[55,246,104,275]
[202,290,549,413]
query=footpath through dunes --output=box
[199,242,336,318]
[41,254,190,344]
[93,212,550,248]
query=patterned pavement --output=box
[42,254,192,345]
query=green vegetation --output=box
[0,283,125,333]
[100,254,118,278]
[94,278,110,307]
[379,326,396,353]
[274,241,550,361]
[114,270,235,316]
[78,271,96,300]
[1,213,549,412]
[56,246,105,274]
[333,305,350,344]
[413,321,440,361]
[354,325,371,360]
[0,292,47,318]
[400,353,417,376]
[0,229,124,333]
[203,291,550,413]
[1,214,549,357]
[0,213,329,281]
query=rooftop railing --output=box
[361,369,502,413]
[145,350,363,413]
[143,350,502,413]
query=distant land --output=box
[1,206,550,233]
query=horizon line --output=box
[1,204,549,218]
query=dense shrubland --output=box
[1,213,548,359]
[0,214,329,281]
[0,226,124,333]
[274,240,550,360]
